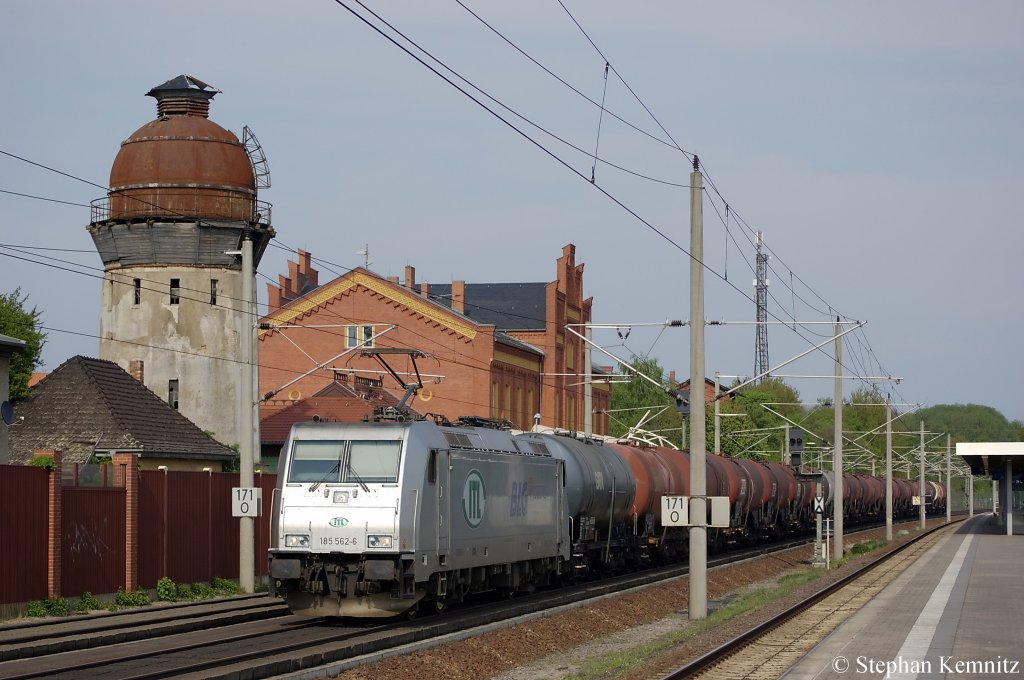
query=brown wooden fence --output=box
[61,487,127,595]
[1,451,278,605]
[0,465,48,604]
[138,471,276,589]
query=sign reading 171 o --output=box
[461,470,486,528]
[232,487,262,518]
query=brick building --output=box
[258,244,609,434]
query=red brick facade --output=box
[258,245,609,433]
[34,449,61,598]
[112,453,139,592]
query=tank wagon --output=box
[269,420,946,618]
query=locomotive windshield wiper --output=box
[309,461,340,493]
[346,460,370,493]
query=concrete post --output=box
[885,399,893,541]
[1007,459,1013,536]
[946,434,951,523]
[714,372,720,454]
[833,319,843,559]
[968,473,974,518]
[239,231,255,593]
[919,420,926,531]
[34,449,62,598]
[584,325,592,437]
[688,158,707,620]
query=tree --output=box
[0,288,46,400]
[916,403,1022,443]
[713,378,803,458]
[608,356,680,444]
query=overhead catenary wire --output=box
[332,0,876,380]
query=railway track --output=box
[0,519,942,679]
[661,517,966,679]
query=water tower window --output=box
[168,379,179,410]
[169,279,180,305]
[210,279,218,305]
[133,279,141,305]
[362,325,374,347]
[346,325,358,348]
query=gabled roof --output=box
[430,282,548,331]
[259,269,482,341]
[8,356,234,465]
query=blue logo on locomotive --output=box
[329,517,349,527]
[510,480,529,517]
[461,469,486,528]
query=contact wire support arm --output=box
[359,348,426,410]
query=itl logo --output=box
[462,469,486,528]
[329,517,349,527]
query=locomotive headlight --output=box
[333,490,350,504]
[284,534,310,548]
[366,534,393,548]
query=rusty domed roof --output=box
[107,75,255,221]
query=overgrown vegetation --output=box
[115,587,150,608]
[28,455,55,471]
[24,579,243,619]
[155,576,239,602]
[75,592,102,612]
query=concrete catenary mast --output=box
[87,75,274,449]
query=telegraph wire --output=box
[0,188,91,209]
[554,0,693,162]
[546,3,880,360]
[452,0,680,152]
[590,61,610,183]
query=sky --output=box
[1,1,1022,424]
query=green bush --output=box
[76,592,102,611]
[176,583,197,600]
[25,600,46,618]
[42,597,71,616]
[156,577,177,602]
[190,582,216,599]
[29,455,55,471]
[211,577,239,595]
[115,587,150,608]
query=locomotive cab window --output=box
[287,439,401,484]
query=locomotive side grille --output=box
[443,432,474,448]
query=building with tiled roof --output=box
[8,356,235,470]
[259,378,420,468]
[259,244,610,434]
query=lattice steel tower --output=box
[754,231,770,382]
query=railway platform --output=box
[783,514,1023,679]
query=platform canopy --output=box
[957,442,1024,478]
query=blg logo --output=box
[462,469,486,528]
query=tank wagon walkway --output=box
[783,514,1023,679]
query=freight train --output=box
[267,418,945,618]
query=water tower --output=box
[88,75,274,447]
